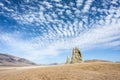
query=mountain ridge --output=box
[0,53,36,66]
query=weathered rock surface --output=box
[66,56,70,64]
[71,48,83,63]
[66,48,83,64]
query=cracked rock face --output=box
[71,48,83,63]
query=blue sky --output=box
[0,0,120,64]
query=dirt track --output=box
[0,62,120,80]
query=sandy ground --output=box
[0,62,120,80]
[0,65,48,70]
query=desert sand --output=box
[0,62,120,80]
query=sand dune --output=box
[0,62,120,80]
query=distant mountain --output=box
[84,59,112,63]
[0,53,36,66]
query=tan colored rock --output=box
[71,48,83,63]
[66,56,70,64]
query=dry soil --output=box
[0,62,120,80]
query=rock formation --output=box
[66,48,83,64]
[71,48,83,63]
[66,56,70,64]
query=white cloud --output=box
[0,33,59,61]
[53,0,61,2]
[43,1,53,9]
[47,23,120,50]
[66,9,72,15]
[26,0,30,3]
[5,0,11,4]
[69,2,75,7]
[82,0,93,12]
[0,2,4,6]
[76,0,84,7]
[39,5,46,11]
[51,12,57,18]
[111,0,117,4]
[0,0,120,63]
[0,22,120,63]
[45,14,53,21]
[55,3,63,7]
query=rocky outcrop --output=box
[66,48,83,64]
[71,48,83,63]
[66,56,70,64]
